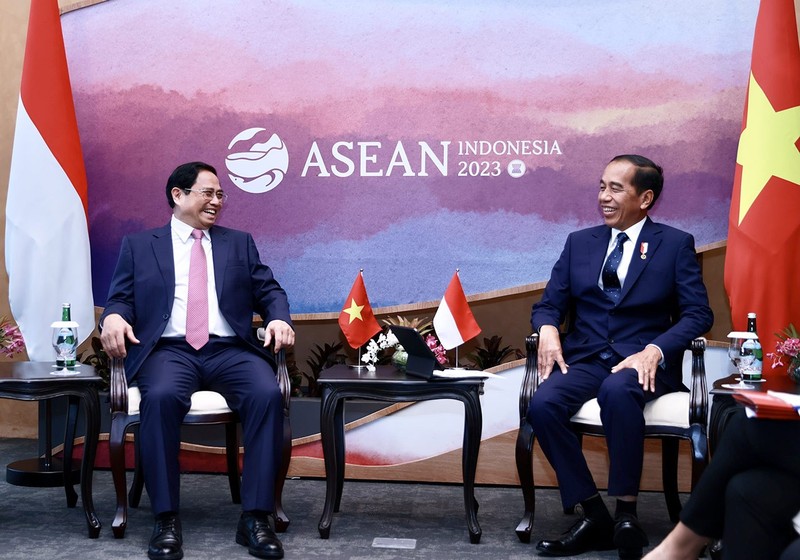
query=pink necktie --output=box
[186,229,209,350]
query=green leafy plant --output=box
[381,315,433,336]
[303,341,347,397]
[466,335,523,371]
[283,347,305,397]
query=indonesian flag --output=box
[5,0,95,359]
[723,0,800,369]
[433,271,481,350]
[338,271,381,348]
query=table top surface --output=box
[0,361,100,383]
[711,372,800,395]
[319,364,484,386]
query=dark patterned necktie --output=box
[602,232,628,302]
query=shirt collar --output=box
[611,216,647,246]
[171,215,209,243]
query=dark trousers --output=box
[527,355,673,508]
[680,409,800,560]
[136,337,283,515]
[781,538,800,560]
[709,394,739,456]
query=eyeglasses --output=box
[184,188,228,203]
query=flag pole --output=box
[451,345,466,370]
[341,267,375,370]
[350,345,367,370]
[352,268,366,369]
[455,268,460,370]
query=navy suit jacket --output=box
[531,218,713,389]
[101,223,292,381]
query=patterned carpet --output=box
[0,437,679,559]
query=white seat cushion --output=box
[570,391,690,429]
[127,387,233,416]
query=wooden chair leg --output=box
[225,422,241,504]
[662,437,682,522]
[129,427,145,508]
[274,413,292,533]
[514,424,536,543]
[110,417,131,538]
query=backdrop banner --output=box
[61,0,759,313]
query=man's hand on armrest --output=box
[538,325,568,381]
[262,320,295,351]
[99,313,139,358]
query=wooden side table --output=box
[709,373,800,452]
[317,364,485,543]
[0,361,103,538]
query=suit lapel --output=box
[620,218,661,301]
[151,224,175,306]
[589,227,612,294]
[210,226,229,299]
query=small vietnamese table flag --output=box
[724,0,800,360]
[338,270,381,348]
[5,0,95,360]
[433,270,481,350]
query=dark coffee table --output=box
[0,361,102,538]
[317,364,485,543]
[709,373,800,452]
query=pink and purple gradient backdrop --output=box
[62,0,758,313]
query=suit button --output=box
[162,314,169,320]
[608,338,614,344]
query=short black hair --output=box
[165,161,218,208]
[609,154,663,209]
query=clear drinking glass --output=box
[723,332,758,389]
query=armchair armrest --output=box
[688,337,707,426]
[519,334,540,423]
[274,348,290,411]
[110,356,129,415]
[256,328,291,411]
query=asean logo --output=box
[225,128,289,193]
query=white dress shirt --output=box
[162,215,236,338]
[598,216,647,290]
[598,216,664,363]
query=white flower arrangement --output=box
[361,329,401,370]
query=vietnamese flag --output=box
[724,0,800,371]
[433,271,481,350]
[338,271,381,348]
[5,0,95,359]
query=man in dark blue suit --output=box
[100,162,294,560]
[529,155,713,559]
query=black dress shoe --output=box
[236,512,284,559]
[614,514,649,560]
[536,515,615,556]
[708,538,723,560]
[148,512,183,560]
